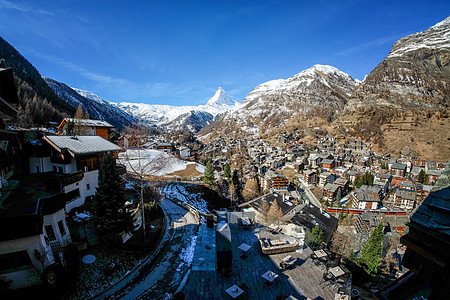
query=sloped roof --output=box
[334,177,349,186]
[395,189,416,201]
[410,187,450,237]
[356,185,381,202]
[323,183,339,193]
[322,158,334,165]
[391,163,407,170]
[64,118,114,128]
[44,135,121,157]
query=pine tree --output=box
[357,222,385,274]
[418,169,427,184]
[312,225,324,245]
[93,156,135,237]
[336,189,342,203]
[202,161,215,187]
[223,163,231,182]
[232,170,242,201]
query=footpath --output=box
[92,197,199,299]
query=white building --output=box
[179,146,191,159]
[0,135,123,288]
[0,192,71,289]
[29,135,122,212]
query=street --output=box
[94,198,199,299]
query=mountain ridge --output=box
[112,87,239,132]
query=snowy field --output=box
[118,149,205,177]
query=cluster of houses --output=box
[201,129,448,216]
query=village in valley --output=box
[0,60,449,300]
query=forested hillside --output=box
[0,36,74,127]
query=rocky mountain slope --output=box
[200,17,450,160]
[347,16,450,110]
[44,77,137,130]
[200,65,359,139]
[338,17,450,160]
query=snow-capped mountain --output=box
[202,65,358,136]
[347,16,450,110]
[46,80,240,133]
[114,87,239,132]
[199,64,358,139]
[72,87,108,105]
[239,64,357,113]
[44,77,137,130]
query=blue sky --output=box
[0,1,449,106]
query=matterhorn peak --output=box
[206,87,239,106]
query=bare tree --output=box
[119,130,171,236]
[266,199,284,225]
[242,177,260,201]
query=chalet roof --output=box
[395,189,416,201]
[290,204,338,243]
[426,169,442,176]
[44,135,121,157]
[323,183,339,193]
[334,177,349,186]
[64,118,114,128]
[248,193,296,216]
[355,185,381,202]
[304,170,316,176]
[322,158,334,165]
[347,170,360,176]
[409,187,450,237]
[319,171,331,178]
[376,173,392,180]
[398,181,415,189]
[391,163,407,170]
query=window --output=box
[45,225,56,240]
[35,166,40,173]
[86,184,90,190]
[58,167,63,173]
[53,166,57,172]
[0,250,32,271]
[57,220,66,236]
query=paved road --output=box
[94,197,198,300]
[297,179,322,208]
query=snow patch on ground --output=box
[162,184,210,214]
[118,149,204,177]
[176,235,198,271]
[194,163,206,173]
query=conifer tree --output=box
[93,156,135,237]
[357,222,385,274]
[202,161,215,187]
[223,163,231,182]
[418,169,427,184]
[232,169,242,201]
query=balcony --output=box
[59,171,84,187]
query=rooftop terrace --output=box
[182,223,350,299]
